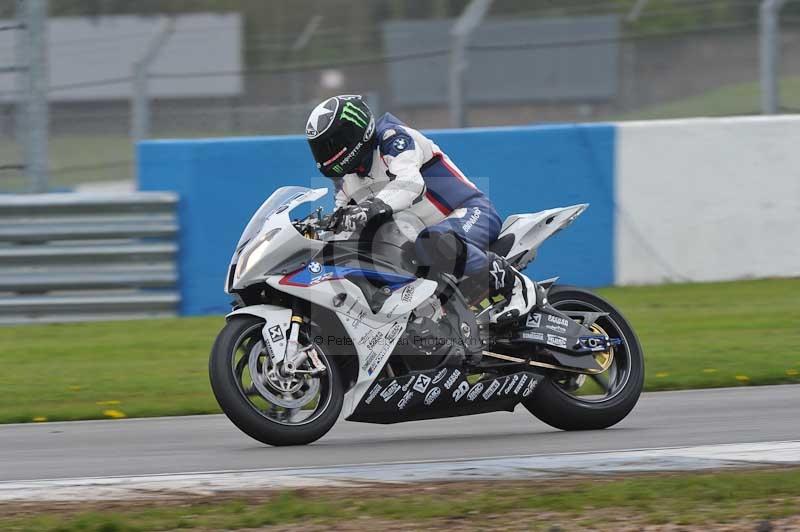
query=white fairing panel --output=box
[499,204,588,264]
[226,305,292,360]
[228,187,328,292]
[267,275,437,418]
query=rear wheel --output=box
[523,285,644,430]
[209,316,343,446]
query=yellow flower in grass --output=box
[702,368,717,373]
[103,409,126,419]
[68,385,81,392]
[96,400,120,406]
[735,375,750,383]
[655,372,669,378]
[32,416,47,422]
[786,369,799,377]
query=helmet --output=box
[306,95,375,178]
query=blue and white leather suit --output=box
[333,113,501,277]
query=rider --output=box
[305,94,534,323]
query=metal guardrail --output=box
[0,192,180,324]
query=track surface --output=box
[1,385,798,482]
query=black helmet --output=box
[306,95,375,178]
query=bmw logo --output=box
[308,261,322,273]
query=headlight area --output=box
[234,228,281,281]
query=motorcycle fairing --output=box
[348,366,545,424]
[266,273,438,418]
[227,187,328,293]
[493,204,588,268]
[227,304,292,363]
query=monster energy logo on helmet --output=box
[340,101,369,128]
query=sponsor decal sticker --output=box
[546,324,567,334]
[461,207,482,233]
[432,368,448,384]
[444,369,461,390]
[367,331,384,351]
[349,309,367,330]
[340,101,369,128]
[398,390,413,410]
[267,325,284,343]
[413,374,432,393]
[547,334,568,348]
[381,380,401,402]
[522,331,545,341]
[522,378,539,397]
[481,380,501,400]
[452,380,470,402]
[527,313,542,328]
[400,284,415,302]
[514,374,529,395]
[402,376,417,391]
[307,261,322,273]
[467,382,485,401]
[385,322,403,342]
[365,384,381,404]
[548,315,569,328]
[310,272,334,285]
[382,128,396,140]
[424,387,441,406]
[503,375,519,395]
[392,136,408,151]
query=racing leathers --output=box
[333,113,534,322]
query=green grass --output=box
[0,135,135,192]
[2,468,800,530]
[596,278,800,391]
[0,278,798,424]
[610,76,800,121]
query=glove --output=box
[340,205,368,232]
[332,199,393,233]
[363,198,393,221]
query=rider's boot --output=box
[460,254,536,323]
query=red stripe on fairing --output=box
[279,267,307,287]
[426,191,452,215]
[323,147,348,166]
[433,151,477,190]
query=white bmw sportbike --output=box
[209,186,644,446]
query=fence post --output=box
[17,0,49,192]
[449,0,492,129]
[760,0,786,114]
[131,18,175,144]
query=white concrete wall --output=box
[615,115,800,285]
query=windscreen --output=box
[234,186,311,256]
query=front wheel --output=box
[209,316,343,446]
[523,285,644,430]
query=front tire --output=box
[523,285,644,430]
[209,316,343,446]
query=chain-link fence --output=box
[1,0,798,192]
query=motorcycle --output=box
[209,186,644,446]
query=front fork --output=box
[276,303,326,377]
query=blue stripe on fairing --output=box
[287,265,416,290]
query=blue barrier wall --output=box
[139,123,615,316]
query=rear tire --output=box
[523,285,644,431]
[209,316,343,446]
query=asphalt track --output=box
[1,385,798,483]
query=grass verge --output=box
[609,76,800,121]
[2,468,800,531]
[1,278,798,423]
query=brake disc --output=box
[248,341,320,408]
